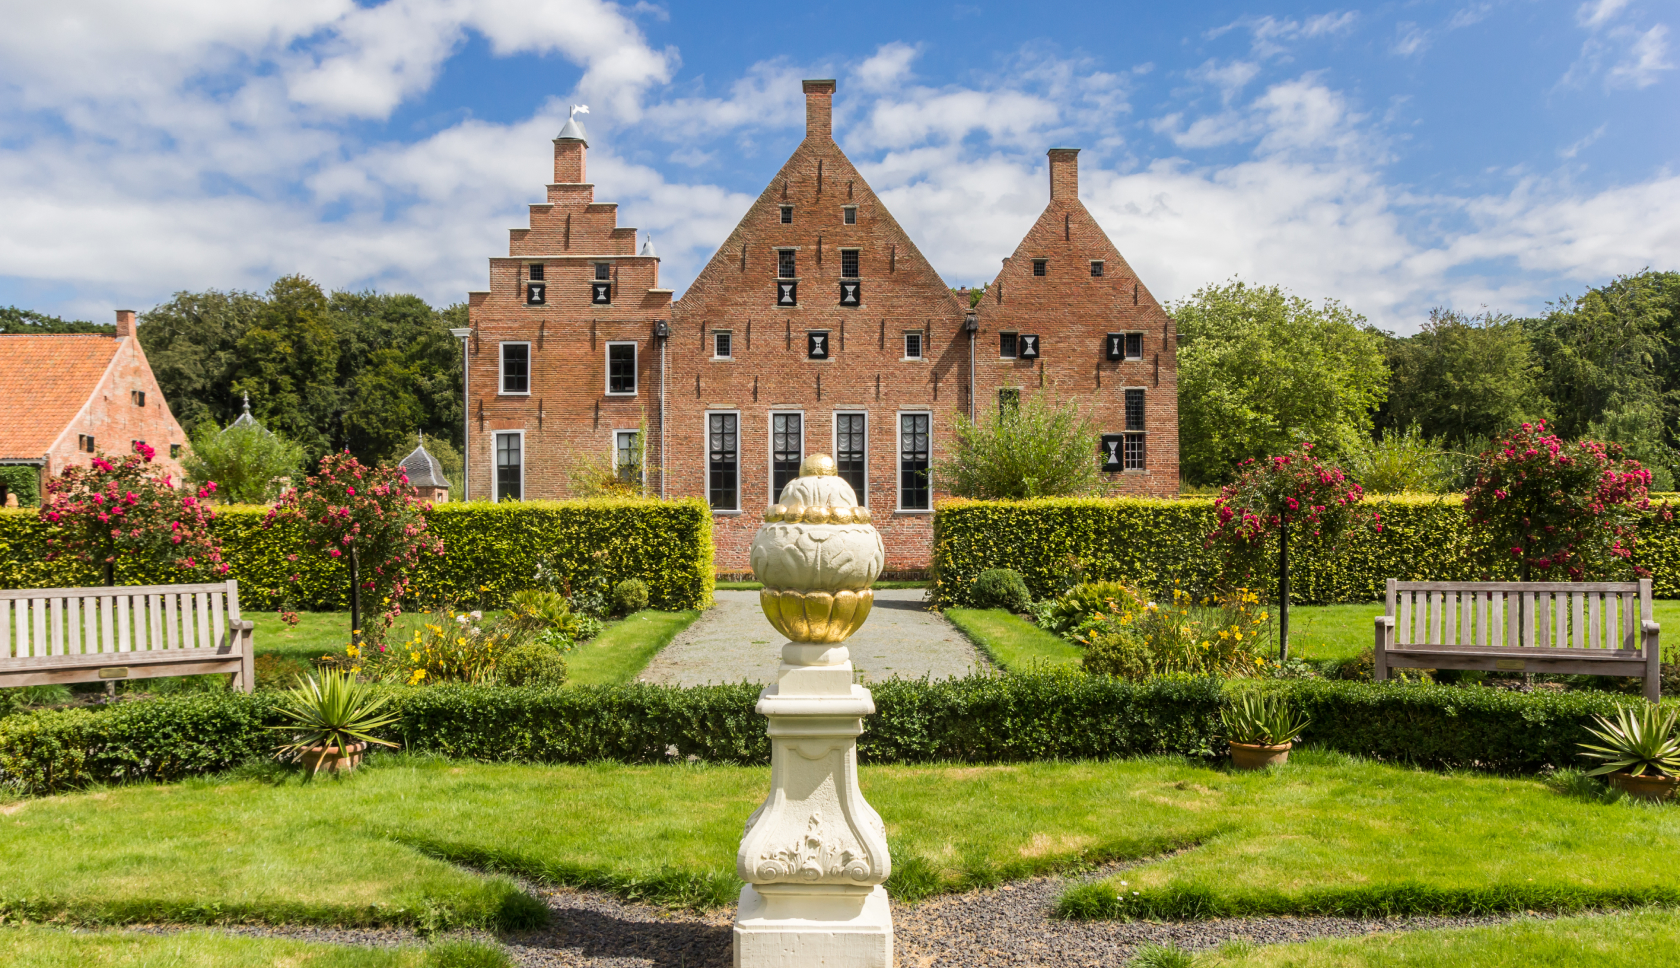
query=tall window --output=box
[899,413,931,510]
[778,249,796,277]
[840,249,859,277]
[708,413,739,510]
[615,430,641,486]
[500,342,530,394]
[836,412,867,505]
[771,413,803,502]
[1124,388,1146,471]
[606,342,637,395]
[495,432,522,501]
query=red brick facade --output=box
[465,81,1179,576]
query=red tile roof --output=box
[0,335,119,460]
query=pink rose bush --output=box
[39,441,226,585]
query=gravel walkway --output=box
[126,864,1548,966]
[639,589,986,687]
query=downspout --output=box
[964,311,978,421]
[655,320,670,499]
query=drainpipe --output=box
[450,327,471,500]
[654,320,670,499]
[964,311,978,421]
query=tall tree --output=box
[0,307,112,334]
[233,276,342,462]
[329,291,464,464]
[1174,280,1389,486]
[1381,309,1550,443]
[138,289,265,431]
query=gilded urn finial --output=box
[750,453,885,644]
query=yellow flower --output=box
[410,652,420,663]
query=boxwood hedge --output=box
[930,495,1680,607]
[0,675,1647,795]
[0,499,714,612]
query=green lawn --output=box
[5,751,1679,930]
[563,609,700,685]
[944,608,1083,671]
[1203,910,1680,967]
[0,927,501,968]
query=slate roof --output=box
[400,443,449,488]
[0,335,120,460]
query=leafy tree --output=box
[1207,443,1373,659]
[40,442,225,586]
[182,422,305,505]
[330,292,465,464]
[936,390,1100,499]
[263,452,443,645]
[137,289,265,431]
[1174,280,1389,486]
[1382,309,1550,443]
[0,306,111,334]
[1463,421,1656,581]
[233,276,342,462]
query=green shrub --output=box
[971,569,1031,612]
[0,499,714,612]
[1037,580,1139,635]
[497,643,569,688]
[0,675,1654,795]
[612,578,649,615]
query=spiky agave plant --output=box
[1579,704,1680,778]
[1221,691,1311,746]
[270,668,400,772]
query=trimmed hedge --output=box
[0,499,714,612]
[0,675,1651,795]
[931,495,1680,607]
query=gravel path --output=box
[639,589,986,687]
[126,864,1549,966]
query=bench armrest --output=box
[231,620,255,631]
[1643,620,1660,634]
[1375,616,1395,627]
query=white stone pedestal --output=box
[733,647,892,967]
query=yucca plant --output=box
[1579,704,1680,778]
[269,668,400,772]
[1221,692,1311,746]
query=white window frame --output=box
[895,409,933,514]
[1123,331,1145,361]
[713,330,733,360]
[832,410,869,507]
[768,409,806,506]
[499,341,531,396]
[605,340,638,396]
[902,330,923,361]
[842,205,857,225]
[492,430,525,503]
[613,429,644,487]
[705,409,743,514]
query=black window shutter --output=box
[839,281,860,306]
[808,332,830,359]
[592,282,612,304]
[1019,334,1040,359]
[527,282,545,305]
[778,281,798,306]
[1106,333,1122,361]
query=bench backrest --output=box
[1386,579,1652,652]
[2,581,245,660]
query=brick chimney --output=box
[114,310,136,338]
[1048,148,1080,202]
[804,79,836,141]
[554,138,586,184]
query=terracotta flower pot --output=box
[299,741,368,775]
[1607,771,1679,802]
[1229,741,1292,771]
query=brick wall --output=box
[43,313,189,488]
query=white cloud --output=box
[1215,12,1358,59]
[1394,22,1431,57]
[1577,0,1632,29]
[854,42,920,92]
[1607,24,1675,88]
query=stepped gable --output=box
[973,147,1179,495]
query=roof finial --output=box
[559,104,589,142]
[639,233,659,259]
[242,392,250,415]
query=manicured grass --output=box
[0,926,432,968]
[715,580,929,590]
[6,751,1680,928]
[1201,910,1680,967]
[944,607,1083,671]
[563,609,700,686]
[1058,748,1680,920]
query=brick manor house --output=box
[464,80,1179,573]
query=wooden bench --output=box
[1375,579,1660,702]
[0,580,254,693]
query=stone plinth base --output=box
[733,884,892,967]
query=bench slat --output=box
[0,581,241,601]
[1394,580,1644,593]
[1398,590,1412,646]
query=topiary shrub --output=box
[496,643,568,688]
[971,568,1031,613]
[612,578,649,615]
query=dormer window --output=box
[780,206,793,224]
[843,205,857,225]
[1032,259,1047,276]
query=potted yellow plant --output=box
[270,668,400,776]
[1222,692,1310,770]
[1579,704,1680,802]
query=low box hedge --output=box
[930,495,1680,607]
[0,498,714,612]
[0,676,1648,796]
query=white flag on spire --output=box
[570,104,589,119]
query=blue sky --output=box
[0,0,1674,331]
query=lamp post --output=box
[449,327,471,501]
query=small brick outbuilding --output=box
[0,311,189,504]
[464,82,1178,574]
